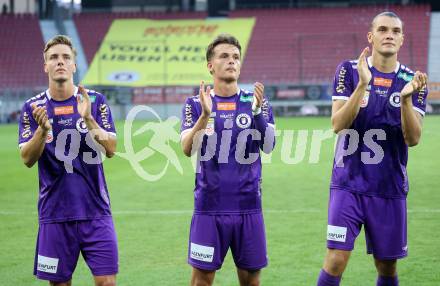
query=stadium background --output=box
[0,0,439,285]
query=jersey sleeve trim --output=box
[180,128,192,140]
[413,106,425,116]
[332,96,349,101]
[18,142,27,149]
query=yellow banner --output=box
[82,18,255,86]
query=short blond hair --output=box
[43,35,77,61]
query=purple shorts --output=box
[327,189,407,260]
[188,212,268,271]
[34,216,118,282]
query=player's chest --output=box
[356,76,406,126]
[44,101,98,147]
[207,98,253,135]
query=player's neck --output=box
[48,81,76,101]
[370,52,398,73]
[213,80,239,97]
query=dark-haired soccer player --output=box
[317,12,428,286]
[18,35,118,286]
[180,34,276,286]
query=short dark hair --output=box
[370,11,404,31]
[206,34,242,62]
[43,35,77,61]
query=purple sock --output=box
[317,269,341,286]
[377,275,399,286]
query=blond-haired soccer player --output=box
[18,35,118,286]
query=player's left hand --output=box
[253,82,264,110]
[401,71,428,99]
[77,85,92,119]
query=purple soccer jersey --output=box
[18,87,116,223]
[331,57,428,198]
[180,89,275,214]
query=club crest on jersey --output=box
[76,118,88,133]
[236,113,251,129]
[389,92,401,107]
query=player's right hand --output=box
[31,104,51,131]
[357,47,372,86]
[199,81,212,117]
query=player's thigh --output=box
[188,214,233,271]
[79,217,119,277]
[230,212,267,271]
[35,222,80,283]
[364,197,407,260]
[237,268,261,286]
[326,189,364,251]
[191,267,216,286]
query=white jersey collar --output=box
[367,56,400,73]
[209,87,241,96]
[46,86,79,100]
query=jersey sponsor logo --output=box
[99,104,112,130]
[217,102,236,111]
[336,66,347,94]
[360,91,369,108]
[89,95,96,103]
[57,118,73,126]
[389,92,401,107]
[46,130,54,143]
[54,106,74,116]
[373,77,392,87]
[327,225,347,242]
[220,113,234,119]
[397,71,414,82]
[183,103,193,127]
[374,88,388,97]
[205,118,215,136]
[76,118,88,133]
[236,113,251,129]
[190,242,214,263]
[21,111,32,139]
[37,255,59,274]
[240,94,253,102]
[417,87,426,105]
[262,98,270,120]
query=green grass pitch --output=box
[0,116,439,285]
